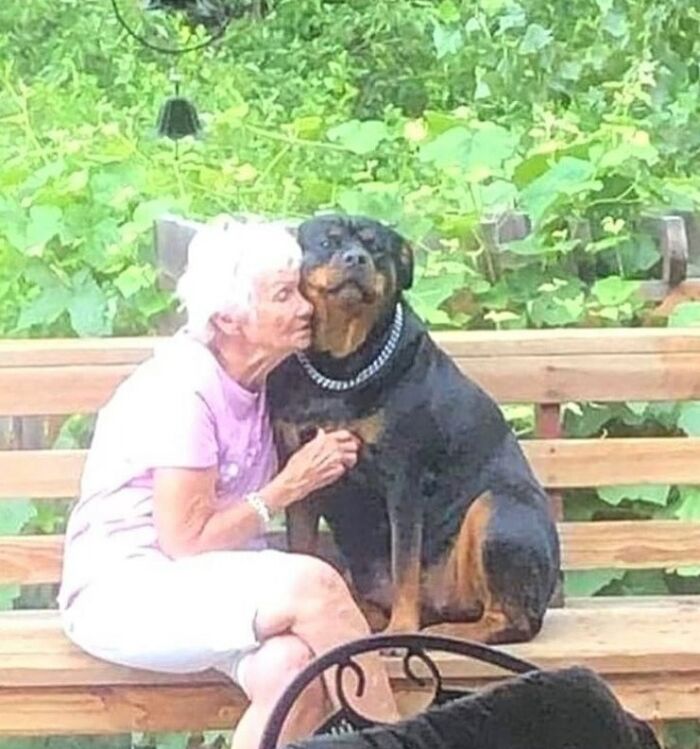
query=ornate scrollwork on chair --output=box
[259,633,538,749]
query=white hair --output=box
[175,215,302,343]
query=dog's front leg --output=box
[385,492,423,633]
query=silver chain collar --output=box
[295,303,404,392]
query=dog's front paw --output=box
[379,614,422,655]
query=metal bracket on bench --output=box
[259,633,538,749]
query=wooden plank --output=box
[0,536,64,585]
[3,520,700,585]
[6,437,700,499]
[0,672,692,734]
[0,338,155,367]
[1,599,699,726]
[460,352,700,403]
[0,684,244,735]
[4,352,700,413]
[0,365,134,416]
[0,450,85,498]
[525,437,700,487]
[560,520,700,571]
[6,329,700,366]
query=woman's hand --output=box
[264,429,361,511]
[153,429,360,557]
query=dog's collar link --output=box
[295,303,404,392]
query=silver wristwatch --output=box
[245,491,272,525]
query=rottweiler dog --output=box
[268,214,561,643]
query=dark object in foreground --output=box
[286,666,659,749]
[269,214,561,643]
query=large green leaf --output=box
[326,120,390,155]
[519,157,599,224]
[407,273,464,308]
[678,402,700,436]
[519,24,553,54]
[22,205,64,256]
[565,569,623,597]
[669,302,700,328]
[68,269,113,337]
[591,276,638,306]
[419,127,472,169]
[674,487,700,521]
[432,22,464,59]
[17,281,71,330]
[115,265,155,299]
[597,484,670,507]
[0,586,20,612]
[337,184,403,223]
[0,499,36,535]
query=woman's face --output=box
[241,269,313,354]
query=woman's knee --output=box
[243,635,315,702]
[283,555,352,608]
[255,554,364,638]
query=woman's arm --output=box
[153,428,360,558]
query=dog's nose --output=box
[342,247,370,267]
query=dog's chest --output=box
[268,361,386,459]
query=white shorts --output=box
[61,549,289,688]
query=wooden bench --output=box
[2,328,700,736]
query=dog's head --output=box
[297,214,414,358]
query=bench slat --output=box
[0,450,85,498]
[1,599,699,727]
[0,366,135,416]
[2,354,700,413]
[4,336,700,414]
[4,328,700,365]
[0,338,155,367]
[0,674,694,732]
[559,520,700,571]
[0,684,244,735]
[464,352,700,402]
[3,521,700,585]
[4,438,700,498]
[525,437,700,487]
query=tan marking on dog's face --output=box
[303,267,394,358]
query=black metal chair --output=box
[259,633,539,749]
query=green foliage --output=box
[3,0,700,337]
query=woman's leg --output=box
[252,554,400,725]
[61,550,397,745]
[232,634,327,749]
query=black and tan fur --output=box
[268,214,561,643]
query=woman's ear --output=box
[211,312,242,337]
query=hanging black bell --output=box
[156,95,202,140]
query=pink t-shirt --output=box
[58,331,278,611]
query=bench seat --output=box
[4,330,700,735]
[2,596,698,734]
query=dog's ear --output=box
[396,241,414,290]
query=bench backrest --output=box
[2,329,700,595]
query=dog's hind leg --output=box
[423,491,559,644]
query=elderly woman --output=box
[58,217,398,749]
